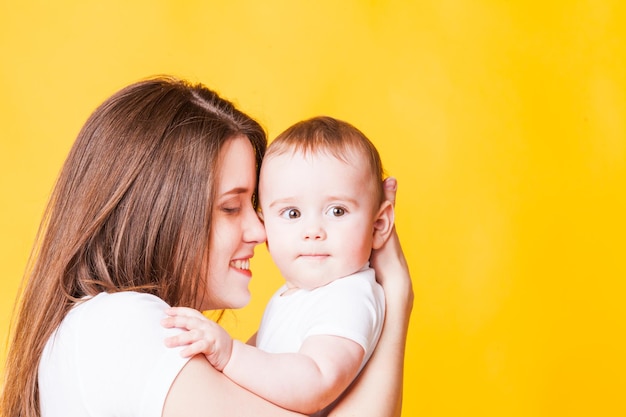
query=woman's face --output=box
[202,136,266,310]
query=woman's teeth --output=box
[230,259,250,270]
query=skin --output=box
[258,150,393,290]
[161,138,411,416]
[200,135,267,311]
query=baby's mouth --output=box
[298,254,329,259]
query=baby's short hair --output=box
[266,116,385,204]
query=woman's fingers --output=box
[383,177,397,207]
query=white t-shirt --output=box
[38,291,191,417]
[256,266,385,371]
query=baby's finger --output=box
[164,331,193,348]
[180,339,212,358]
[164,334,183,348]
[161,314,203,330]
[165,306,205,319]
[161,316,176,328]
[164,327,206,347]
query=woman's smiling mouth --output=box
[230,259,250,270]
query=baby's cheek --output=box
[344,232,374,263]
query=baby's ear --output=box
[372,200,395,250]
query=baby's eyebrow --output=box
[325,195,359,206]
[267,197,298,209]
[266,195,362,210]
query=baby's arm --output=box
[226,334,364,414]
[162,307,364,415]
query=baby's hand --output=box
[161,307,233,371]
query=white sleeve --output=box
[304,272,385,358]
[74,292,191,417]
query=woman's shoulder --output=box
[81,290,167,305]
[43,291,190,417]
[76,291,168,315]
[61,290,187,380]
[65,291,171,338]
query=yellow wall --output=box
[1,1,625,415]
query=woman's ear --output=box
[372,200,395,250]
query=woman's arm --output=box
[163,355,307,417]
[328,177,414,417]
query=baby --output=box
[163,116,394,415]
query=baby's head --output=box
[258,116,394,290]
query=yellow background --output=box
[1,1,625,415]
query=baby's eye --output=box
[280,208,301,219]
[327,206,346,217]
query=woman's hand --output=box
[329,177,413,417]
[370,177,414,308]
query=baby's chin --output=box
[284,274,343,292]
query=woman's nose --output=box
[243,207,266,244]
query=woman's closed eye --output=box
[220,205,241,214]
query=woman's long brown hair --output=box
[0,76,266,417]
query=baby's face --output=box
[258,150,379,290]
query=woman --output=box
[1,76,413,417]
